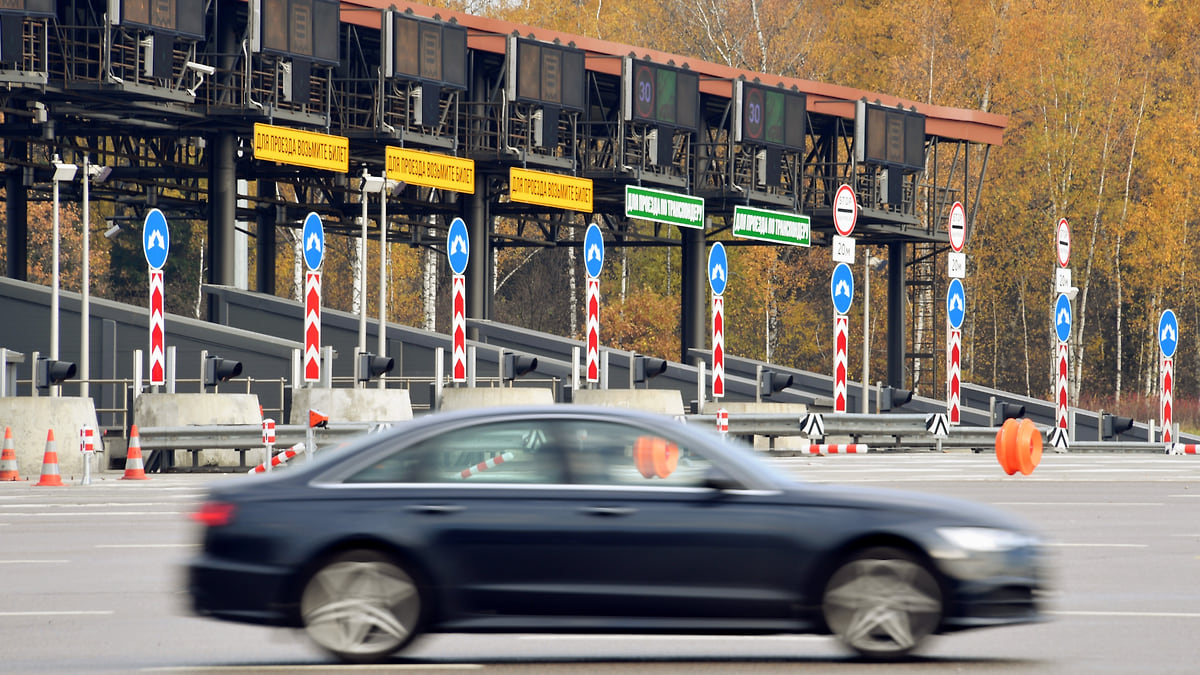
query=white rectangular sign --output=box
[1056,267,1072,293]
[831,235,856,264]
[947,251,967,279]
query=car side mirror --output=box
[703,466,744,492]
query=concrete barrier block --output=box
[572,389,685,416]
[439,387,554,412]
[134,393,261,468]
[0,397,103,479]
[289,388,413,425]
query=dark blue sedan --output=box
[186,406,1045,662]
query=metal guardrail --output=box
[136,423,387,452]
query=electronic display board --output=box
[507,37,585,112]
[623,57,699,131]
[108,0,204,39]
[256,0,339,66]
[0,0,55,17]
[857,101,925,171]
[734,80,806,150]
[387,11,467,90]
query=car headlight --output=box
[936,527,1039,553]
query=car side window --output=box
[344,421,565,484]
[558,420,714,488]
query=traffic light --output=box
[991,401,1025,425]
[357,352,394,382]
[203,355,242,389]
[35,357,76,393]
[880,386,913,411]
[633,355,667,384]
[502,353,538,381]
[758,369,793,398]
[1101,413,1135,440]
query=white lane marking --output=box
[0,511,188,517]
[0,610,114,617]
[1044,543,1147,548]
[142,666,482,672]
[1051,610,1200,619]
[0,502,191,509]
[993,502,1164,507]
[521,635,829,642]
[0,559,69,564]
[96,544,194,549]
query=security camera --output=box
[186,61,216,76]
[103,223,121,239]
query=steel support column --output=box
[5,139,27,280]
[256,179,276,295]
[208,132,236,322]
[466,172,489,341]
[887,242,907,389]
[680,227,706,364]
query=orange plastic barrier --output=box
[995,418,1042,475]
[633,437,679,478]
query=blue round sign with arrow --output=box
[707,242,728,296]
[1159,309,1178,358]
[142,208,170,270]
[447,217,470,275]
[584,223,604,278]
[831,262,854,315]
[302,212,325,271]
[946,278,966,330]
[1054,293,1072,343]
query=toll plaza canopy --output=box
[0,0,1006,388]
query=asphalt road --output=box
[3,452,1199,674]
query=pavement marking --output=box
[0,511,188,517]
[1051,610,1200,619]
[0,502,192,508]
[0,559,69,564]
[96,543,194,549]
[521,635,829,642]
[0,610,114,617]
[143,666,482,672]
[993,502,1165,507]
[1044,543,1148,548]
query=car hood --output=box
[784,482,1036,532]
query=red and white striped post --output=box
[712,296,724,398]
[303,271,321,383]
[1056,342,1069,431]
[834,315,848,413]
[452,274,466,382]
[948,328,961,424]
[1162,357,1174,446]
[149,269,164,386]
[261,418,276,473]
[716,408,729,435]
[586,277,600,383]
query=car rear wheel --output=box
[300,550,422,662]
[821,546,943,660]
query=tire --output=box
[821,546,943,660]
[300,550,423,663]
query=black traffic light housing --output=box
[1101,413,1135,440]
[357,352,395,382]
[633,355,667,384]
[502,353,538,381]
[203,355,242,390]
[991,401,1026,425]
[880,386,913,411]
[758,369,793,398]
[35,357,76,393]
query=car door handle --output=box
[579,506,638,517]
[406,504,466,515]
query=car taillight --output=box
[191,501,236,527]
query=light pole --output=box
[80,156,111,399]
[861,251,887,413]
[359,171,385,387]
[377,177,399,390]
[50,156,78,395]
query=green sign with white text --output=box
[731,205,811,246]
[624,185,705,229]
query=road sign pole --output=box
[948,328,961,424]
[453,274,466,382]
[304,272,321,383]
[1162,356,1173,447]
[834,315,848,413]
[586,277,600,383]
[149,269,164,386]
[712,296,724,399]
[1056,342,1069,431]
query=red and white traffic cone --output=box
[122,425,149,480]
[34,430,65,487]
[0,427,21,481]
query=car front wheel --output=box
[300,550,423,662]
[821,546,943,660]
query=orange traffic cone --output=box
[0,427,21,481]
[34,430,65,487]
[122,425,149,480]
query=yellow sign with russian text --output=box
[508,167,593,212]
[253,123,349,173]
[386,147,476,194]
